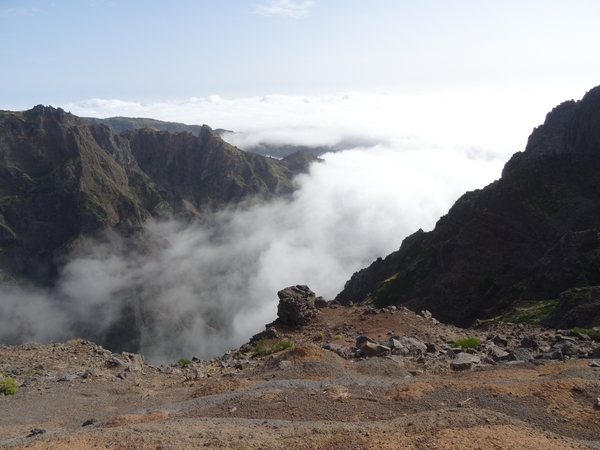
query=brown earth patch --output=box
[104,410,169,428]
[190,377,254,398]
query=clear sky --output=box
[1,0,599,108]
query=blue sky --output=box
[2,0,599,108]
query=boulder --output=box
[537,349,564,360]
[388,336,428,357]
[520,337,539,350]
[509,348,534,362]
[314,297,328,308]
[249,326,280,344]
[360,342,391,357]
[277,285,318,326]
[487,345,511,362]
[451,353,480,371]
[491,335,509,347]
[355,336,376,347]
[552,339,580,357]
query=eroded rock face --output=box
[276,285,318,326]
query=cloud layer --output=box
[64,87,587,162]
[253,0,314,18]
[2,87,588,363]
[0,141,501,363]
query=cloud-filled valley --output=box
[1,87,590,363]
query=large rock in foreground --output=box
[277,285,319,326]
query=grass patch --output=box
[497,299,558,325]
[0,377,17,395]
[254,338,293,356]
[334,334,343,340]
[573,327,600,341]
[453,337,481,349]
[178,358,192,367]
[314,332,324,341]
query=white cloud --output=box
[0,141,502,363]
[64,87,588,164]
[3,86,585,362]
[0,7,42,18]
[253,0,314,18]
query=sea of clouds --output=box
[0,87,588,362]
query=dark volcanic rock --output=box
[276,285,318,326]
[335,85,600,329]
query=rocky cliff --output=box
[336,85,600,329]
[0,105,318,286]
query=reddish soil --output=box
[1,305,600,449]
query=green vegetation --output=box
[334,334,343,340]
[573,327,600,341]
[497,299,558,325]
[0,377,17,395]
[371,238,436,309]
[178,358,192,367]
[314,331,324,341]
[254,338,293,356]
[453,337,481,349]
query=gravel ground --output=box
[2,305,600,449]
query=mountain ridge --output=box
[335,85,600,329]
[0,105,318,286]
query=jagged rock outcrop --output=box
[336,85,600,328]
[276,285,319,326]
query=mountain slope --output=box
[336,85,600,329]
[0,105,318,286]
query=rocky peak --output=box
[336,84,600,329]
[502,85,600,177]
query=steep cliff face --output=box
[124,125,309,217]
[0,106,157,284]
[0,105,318,285]
[336,85,600,329]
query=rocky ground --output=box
[2,286,600,449]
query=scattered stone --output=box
[314,297,328,308]
[451,353,480,371]
[510,348,534,362]
[591,347,600,359]
[82,418,98,427]
[27,428,46,437]
[57,373,77,382]
[537,349,564,360]
[421,310,432,320]
[589,361,600,368]
[184,368,204,381]
[426,343,441,353]
[491,335,509,347]
[355,336,376,347]
[389,336,427,357]
[81,369,98,379]
[487,346,511,362]
[360,342,391,357]
[106,356,129,369]
[520,337,539,350]
[249,327,280,344]
[552,340,580,357]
